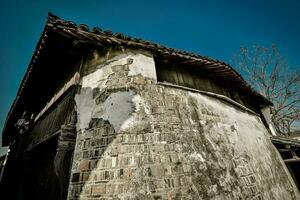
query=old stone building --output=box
[0,13,299,200]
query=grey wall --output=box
[68,49,299,200]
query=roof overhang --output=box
[2,13,273,145]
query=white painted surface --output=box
[189,152,205,162]
[93,91,136,132]
[261,106,277,136]
[76,52,156,131]
[82,53,156,90]
[82,63,113,90]
[127,54,156,81]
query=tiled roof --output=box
[2,13,273,145]
[46,13,272,105]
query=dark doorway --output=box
[0,136,63,200]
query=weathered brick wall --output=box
[68,50,299,199]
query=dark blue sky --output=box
[0,0,299,145]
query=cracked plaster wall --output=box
[68,49,299,200]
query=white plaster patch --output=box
[82,53,156,90]
[188,92,254,125]
[76,90,140,132]
[75,87,95,130]
[111,157,117,167]
[82,64,113,90]
[77,52,156,131]
[119,95,149,131]
[189,152,205,162]
[92,91,135,132]
[185,90,299,197]
[261,106,277,136]
[127,54,157,80]
[199,120,205,126]
[187,91,262,153]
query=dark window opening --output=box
[0,89,76,200]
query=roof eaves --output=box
[2,12,274,143]
[2,14,52,141]
[47,13,272,106]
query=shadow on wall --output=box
[69,85,138,198]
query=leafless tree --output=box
[233,45,300,136]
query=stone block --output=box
[81,172,91,182]
[82,185,91,195]
[82,150,90,159]
[79,160,90,171]
[92,184,106,196]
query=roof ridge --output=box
[1,12,273,145]
[46,13,226,63]
[45,13,258,89]
[43,13,275,106]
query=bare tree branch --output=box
[233,45,300,136]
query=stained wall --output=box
[68,49,299,200]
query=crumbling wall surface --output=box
[68,50,299,200]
